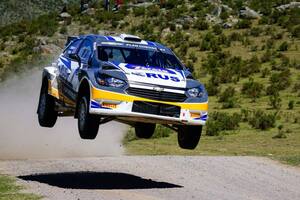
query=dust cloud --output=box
[0,69,128,160]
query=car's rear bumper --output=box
[90,87,208,126]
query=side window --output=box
[64,39,82,57]
[78,39,93,63]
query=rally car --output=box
[37,34,208,149]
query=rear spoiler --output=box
[65,36,79,47]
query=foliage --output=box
[269,90,282,109]
[288,100,294,110]
[133,7,145,17]
[235,19,251,29]
[242,78,264,101]
[218,86,238,108]
[278,41,288,51]
[206,112,241,136]
[248,110,277,130]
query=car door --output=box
[75,39,94,91]
[58,39,82,106]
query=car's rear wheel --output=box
[78,96,100,139]
[135,123,156,139]
[177,125,202,150]
[37,80,58,127]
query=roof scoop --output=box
[120,34,142,42]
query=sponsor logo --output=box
[153,86,164,92]
[131,72,145,77]
[146,73,180,82]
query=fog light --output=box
[102,103,117,109]
[190,112,201,118]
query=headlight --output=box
[97,76,126,88]
[187,87,204,97]
[106,77,126,88]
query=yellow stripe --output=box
[48,80,59,98]
[92,87,208,111]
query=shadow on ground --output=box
[18,172,182,190]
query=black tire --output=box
[77,96,100,139]
[37,80,58,127]
[135,123,156,139]
[177,125,202,150]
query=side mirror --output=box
[69,53,81,62]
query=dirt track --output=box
[0,156,299,200]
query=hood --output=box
[117,63,186,88]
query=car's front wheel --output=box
[78,96,100,139]
[177,125,202,150]
[37,80,57,127]
[135,123,156,139]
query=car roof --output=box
[76,34,173,54]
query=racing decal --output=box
[146,41,156,46]
[145,73,180,82]
[60,57,71,69]
[117,63,187,88]
[91,100,101,108]
[91,100,112,110]
[124,64,177,75]
[194,114,208,121]
[105,36,116,41]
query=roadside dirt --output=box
[0,156,299,200]
[0,69,127,159]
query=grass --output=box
[0,175,40,200]
[124,122,300,166]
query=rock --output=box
[175,15,195,25]
[161,28,171,38]
[205,14,222,24]
[82,8,95,15]
[59,12,71,19]
[239,7,261,19]
[175,24,183,30]
[223,23,232,29]
[59,12,72,25]
[33,46,42,54]
[276,2,300,11]
[223,16,239,29]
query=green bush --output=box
[213,24,222,35]
[291,25,300,38]
[218,86,238,108]
[242,78,264,101]
[288,100,294,110]
[269,69,291,90]
[278,41,288,51]
[269,91,282,109]
[193,19,209,30]
[261,68,270,78]
[229,32,243,42]
[206,112,241,136]
[133,7,145,17]
[235,19,251,29]
[249,27,261,37]
[152,125,172,139]
[273,125,287,139]
[147,5,160,17]
[248,110,277,130]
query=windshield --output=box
[98,46,184,70]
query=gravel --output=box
[0,156,299,200]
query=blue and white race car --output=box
[37,34,208,149]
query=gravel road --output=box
[0,156,299,200]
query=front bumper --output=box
[90,87,208,126]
